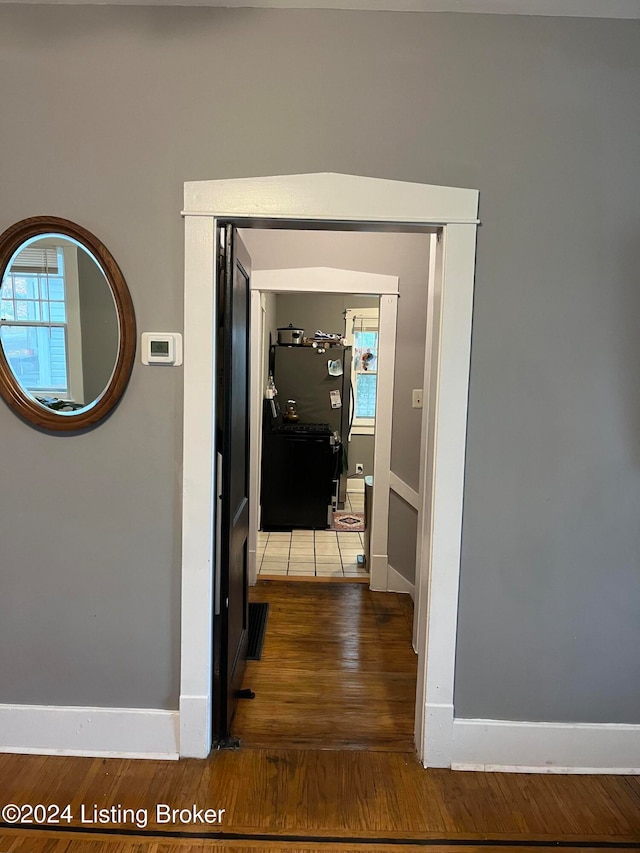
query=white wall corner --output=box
[179,694,211,758]
[422,702,455,768]
[0,705,179,760]
[387,564,415,600]
[451,718,640,774]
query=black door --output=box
[213,224,251,744]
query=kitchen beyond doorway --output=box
[248,266,398,593]
[258,492,368,580]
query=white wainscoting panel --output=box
[389,472,420,510]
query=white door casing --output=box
[181,173,479,765]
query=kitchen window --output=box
[345,307,379,436]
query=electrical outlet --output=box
[355,463,364,475]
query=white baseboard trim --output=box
[347,478,365,494]
[389,471,420,511]
[179,693,211,758]
[248,547,258,586]
[387,564,415,600]
[451,717,640,774]
[423,702,455,768]
[368,553,389,592]
[0,704,179,760]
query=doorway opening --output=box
[246,257,401,593]
[237,239,410,752]
[253,289,380,584]
[181,173,479,768]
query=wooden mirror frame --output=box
[0,216,136,431]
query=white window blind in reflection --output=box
[11,246,60,274]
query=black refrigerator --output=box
[271,343,352,504]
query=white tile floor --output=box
[258,491,368,579]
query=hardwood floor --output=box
[234,580,417,751]
[0,582,639,851]
[1,837,636,853]
[0,749,639,850]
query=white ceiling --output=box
[1,0,639,14]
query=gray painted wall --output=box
[388,492,418,587]
[0,7,639,724]
[274,290,378,336]
[77,248,119,404]
[349,435,374,481]
[274,290,378,338]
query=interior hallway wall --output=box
[274,290,378,337]
[0,6,638,725]
[388,492,418,587]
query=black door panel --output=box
[213,224,251,744]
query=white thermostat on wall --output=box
[141,332,183,366]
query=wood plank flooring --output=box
[0,748,639,849]
[0,582,639,851]
[234,580,417,751]
[0,835,635,853]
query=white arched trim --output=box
[251,265,399,294]
[181,173,479,767]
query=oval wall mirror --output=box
[0,217,136,431]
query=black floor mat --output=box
[247,602,269,660]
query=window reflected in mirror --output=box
[1,236,119,413]
[0,217,135,431]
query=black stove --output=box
[274,422,332,436]
[262,412,337,530]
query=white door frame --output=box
[247,267,399,593]
[181,173,479,766]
